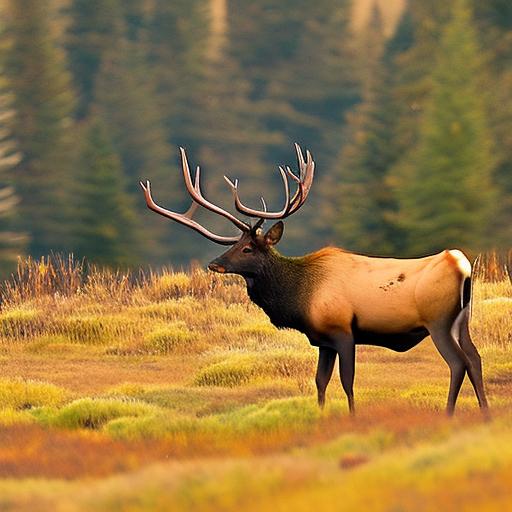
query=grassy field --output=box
[0,255,511,511]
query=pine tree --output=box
[145,0,282,263]
[0,74,25,272]
[392,0,496,255]
[473,0,512,248]
[333,3,401,254]
[65,0,123,119]
[147,0,208,154]
[66,0,178,264]
[229,0,358,253]
[3,0,77,256]
[74,119,139,266]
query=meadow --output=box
[0,255,511,511]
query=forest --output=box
[0,0,510,273]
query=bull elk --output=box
[140,145,489,416]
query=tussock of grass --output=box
[194,355,257,387]
[0,379,69,410]
[194,351,316,387]
[145,272,191,301]
[471,276,512,348]
[34,398,161,430]
[0,307,47,339]
[135,297,201,321]
[472,297,512,348]
[139,322,199,355]
[235,322,278,338]
[0,407,35,425]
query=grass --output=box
[0,254,510,511]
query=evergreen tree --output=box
[147,0,208,155]
[3,0,77,257]
[0,74,25,271]
[146,0,282,263]
[331,3,423,255]
[93,26,178,263]
[229,0,358,253]
[473,0,512,248]
[65,0,123,119]
[66,0,177,263]
[391,0,496,255]
[333,4,401,254]
[74,119,139,266]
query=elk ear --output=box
[264,221,284,246]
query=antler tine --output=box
[294,143,306,180]
[140,180,241,245]
[180,148,250,231]
[287,144,315,214]
[182,167,201,219]
[225,165,291,219]
[284,164,302,213]
[223,144,315,220]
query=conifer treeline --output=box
[0,0,509,271]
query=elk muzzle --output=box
[208,261,226,273]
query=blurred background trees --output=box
[0,0,509,272]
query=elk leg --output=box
[315,347,337,408]
[429,322,470,415]
[333,335,356,415]
[451,307,489,414]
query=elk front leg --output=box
[315,346,337,408]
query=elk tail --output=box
[465,254,481,321]
[448,249,473,314]
[450,251,476,346]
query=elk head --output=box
[140,144,315,278]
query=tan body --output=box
[309,248,467,337]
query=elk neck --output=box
[244,249,322,332]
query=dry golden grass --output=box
[0,254,510,511]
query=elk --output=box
[140,144,489,416]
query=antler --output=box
[140,180,242,245]
[224,143,314,219]
[141,144,315,244]
[179,148,251,232]
[140,148,250,246]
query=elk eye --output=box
[242,246,253,254]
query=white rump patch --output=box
[449,249,471,277]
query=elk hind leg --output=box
[315,346,337,408]
[429,323,468,415]
[451,307,489,413]
[334,336,356,415]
